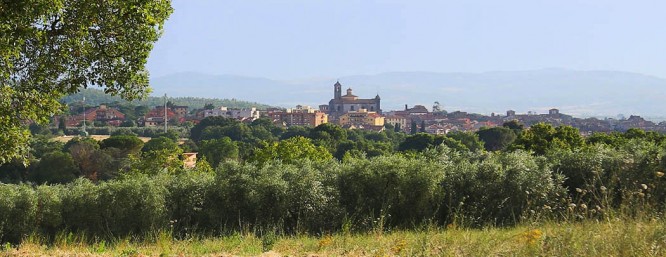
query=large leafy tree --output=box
[0,0,172,163]
[511,123,584,155]
[446,131,484,152]
[251,136,332,165]
[476,126,517,151]
[199,137,239,167]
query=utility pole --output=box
[81,97,88,136]
[164,93,168,133]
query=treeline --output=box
[49,126,189,138]
[7,116,666,186]
[0,128,189,183]
[60,88,273,110]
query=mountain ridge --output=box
[149,69,666,118]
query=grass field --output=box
[2,218,665,256]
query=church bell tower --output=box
[334,81,342,99]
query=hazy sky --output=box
[147,0,666,80]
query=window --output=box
[351,106,355,111]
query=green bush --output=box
[96,176,168,236]
[0,184,38,243]
[440,150,566,226]
[164,172,215,236]
[337,154,444,229]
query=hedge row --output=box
[2,141,665,243]
[52,127,189,138]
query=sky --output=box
[146,0,666,80]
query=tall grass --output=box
[2,218,665,256]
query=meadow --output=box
[2,218,664,256]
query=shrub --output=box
[164,172,215,236]
[337,154,444,229]
[440,151,566,226]
[0,184,38,243]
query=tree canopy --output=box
[477,126,517,151]
[0,0,173,163]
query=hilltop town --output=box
[55,81,666,135]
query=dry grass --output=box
[3,218,665,256]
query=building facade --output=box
[60,105,126,127]
[385,115,408,131]
[267,105,328,127]
[338,109,385,128]
[327,81,381,121]
[202,107,261,120]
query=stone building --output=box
[327,81,381,121]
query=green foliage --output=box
[61,88,273,110]
[68,138,112,181]
[29,135,64,159]
[190,117,239,142]
[100,135,144,155]
[164,171,215,236]
[4,138,666,244]
[587,132,627,146]
[280,126,312,140]
[410,121,418,135]
[511,123,583,155]
[503,120,525,133]
[337,154,444,228]
[251,137,333,166]
[477,126,517,151]
[110,128,138,136]
[59,177,168,239]
[399,133,470,153]
[63,137,99,152]
[132,149,184,176]
[142,137,178,153]
[198,137,239,167]
[0,159,30,183]
[440,151,566,226]
[29,152,79,184]
[0,184,38,243]
[208,161,341,233]
[310,123,348,151]
[552,125,585,150]
[0,0,173,164]
[399,133,435,152]
[446,131,484,152]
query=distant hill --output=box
[61,88,273,110]
[149,69,666,118]
[149,72,313,108]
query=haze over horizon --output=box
[147,0,666,80]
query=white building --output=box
[203,107,261,120]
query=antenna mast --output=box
[164,93,168,133]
